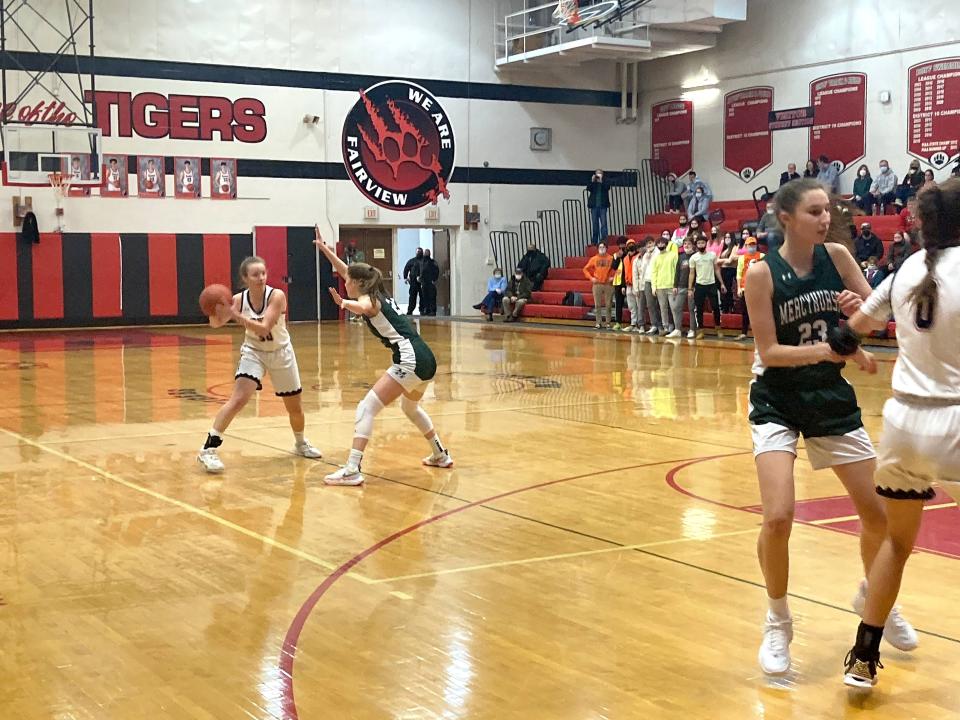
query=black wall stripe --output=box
[319,256,338,322]
[175,234,206,321]
[286,227,319,321]
[61,233,93,320]
[15,234,33,322]
[9,51,621,108]
[229,234,254,292]
[120,234,150,320]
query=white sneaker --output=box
[686,330,696,339]
[294,440,323,459]
[758,612,793,675]
[323,466,364,486]
[645,327,659,335]
[423,452,454,468]
[197,448,225,474]
[852,580,918,652]
[666,329,682,338]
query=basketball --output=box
[220,183,230,193]
[146,180,155,189]
[186,183,194,192]
[199,284,232,316]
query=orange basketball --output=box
[220,183,230,193]
[199,284,232,317]
[185,183,194,192]
[146,180,155,189]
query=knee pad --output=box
[354,390,384,439]
[400,395,434,434]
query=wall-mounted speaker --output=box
[530,127,552,151]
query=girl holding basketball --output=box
[197,256,322,473]
[315,226,452,486]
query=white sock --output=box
[767,595,790,620]
[209,428,222,438]
[429,434,446,457]
[346,448,364,472]
[294,431,305,444]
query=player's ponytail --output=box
[909,179,960,309]
[347,262,388,299]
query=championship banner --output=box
[651,99,693,176]
[724,87,773,182]
[809,73,867,173]
[908,57,960,169]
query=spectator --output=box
[755,200,783,252]
[883,230,913,281]
[403,247,424,315]
[736,237,764,340]
[343,241,367,323]
[853,222,884,268]
[686,183,711,223]
[706,225,723,257]
[419,248,440,315]
[666,172,685,213]
[586,169,610,245]
[690,233,726,338]
[921,168,936,193]
[870,159,898,211]
[583,241,614,329]
[635,236,662,334]
[816,154,839,194]
[682,170,713,201]
[668,238,697,339]
[898,197,918,234]
[803,159,818,179]
[651,233,679,336]
[895,159,924,206]
[739,227,751,250]
[659,229,673,249]
[519,243,550,291]
[685,217,703,244]
[610,245,627,329]
[621,238,639,331]
[671,214,690,246]
[718,232,739,313]
[863,255,882,288]
[779,163,801,186]
[473,267,505,321]
[852,164,874,214]
[502,267,531,322]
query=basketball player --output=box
[106,158,123,193]
[69,156,83,181]
[842,180,960,688]
[314,226,451,485]
[179,160,197,195]
[142,159,161,194]
[215,161,233,195]
[197,256,322,473]
[745,178,917,675]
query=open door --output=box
[432,228,451,316]
[340,228,394,297]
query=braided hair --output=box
[909,179,960,308]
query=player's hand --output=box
[314,225,329,251]
[852,347,878,374]
[214,302,233,323]
[837,289,864,316]
[328,286,343,308]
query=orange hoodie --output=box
[583,253,613,284]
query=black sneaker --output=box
[843,648,882,689]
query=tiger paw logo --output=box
[342,80,455,210]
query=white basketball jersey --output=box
[862,247,960,400]
[240,285,290,352]
[144,168,159,191]
[70,166,83,180]
[107,168,121,190]
[183,170,194,184]
[216,170,231,185]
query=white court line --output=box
[809,501,957,526]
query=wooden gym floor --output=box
[1,320,958,720]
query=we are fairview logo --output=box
[342,80,455,210]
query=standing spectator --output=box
[343,240,367,323]
[735,237,764,340]
[502,267,531,322]
[706,225,723,257]
[610,246,627,329]
[803,159,818,179]
[739,227,752,249]
[755,200,783,252]
[690,233,726,338]
[586,169,611,245]
[582,241,614,329]
[921,168,936,193]
[519,243,550,291]
[659,229,674,249]
[718,232,739,313]
[870,159,898,211]
[651,234,679,335]
[898,197,918,234]
[686,183,711,223]
[779,163,801,186]
[666,172,685,212]
[636,236,662,334]
[667,238,697,338]
[403,247,424,315]
[816,154,839,194]
[895,159,924,206]
[852,164,874,214]
[473,267,505,321]
[622,239,640,331]
[419,249,440,315]
[882,230,913,281]
[853,222,884,268]
[671,215,690,246]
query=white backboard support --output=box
[1,125,103,186]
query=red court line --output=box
[278,451,744,720]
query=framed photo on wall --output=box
[174,156,201,199]
[210,157,237,199]
[101,154,128,197]
[62,155,91,196]
[136,155,166,198]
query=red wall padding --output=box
[202,234,232,289]
[147,233,178,316]
[0,233,18,320]
[254,226,289,298]
[91,233,122,317]
[32,233,64,319]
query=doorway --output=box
[339,227,394,297]
[393,227,452,316]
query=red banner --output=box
[809,73,866,173]
[651,99,693,176]
[908,57,960,170]
[723,87,773,182]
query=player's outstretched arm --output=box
[315,225,349,279]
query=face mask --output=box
[679,220,687,226]
[695,191,703,197]
[859,170,867,177]
[494,273,502,278]
[598,247,607,255]
[697,245,707,253]
[880,165,888,172]
[661,235,671,242]
[515,273,522,279]
[911,166,919,171]
[657,243,667,250]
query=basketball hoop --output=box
[553,0,580,25]
[48,171,71,198]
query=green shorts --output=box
[748,376,863,439]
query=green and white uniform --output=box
[364,294,437,391]
[748,245,875,470]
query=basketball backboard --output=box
[1,125,103,186]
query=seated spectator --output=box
[854,222,884,268]
[755,200,783,252]
[898,197,918,233]
[779,163,801,186]
[816,154,839,193]
[883,230,913,281]
[686,179,712,223]
[502,267,532,322]
[895,159,924,206]
[473,267,506,321]
[671,214,690,245]
[871,159,898,211]
[852,164,874,214]
[682,170,711,200]
[518,243,550,291]
[736,237,764,340]
[802,159,818,179]
[864,256,882,287]
[666,172,685,212]
[921,168,936,193]
[582,241,614,329]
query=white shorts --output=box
[236,343,302,396]
[386,363,430,393]
[751,423,876,471]
[875,396,960,501]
